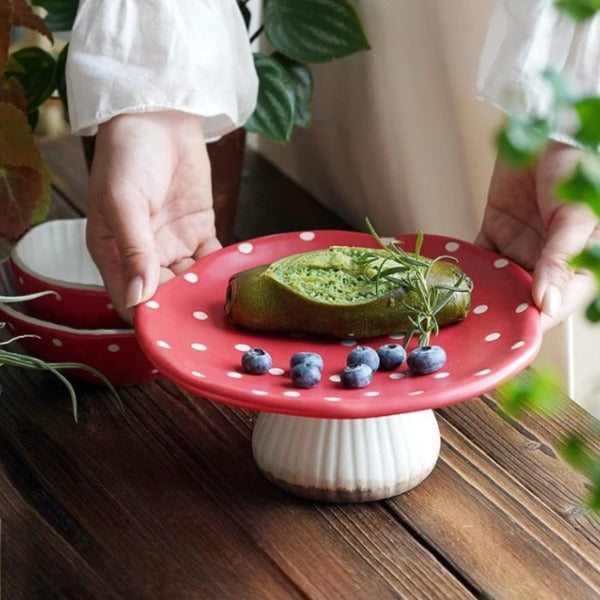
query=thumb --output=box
[531,204,597,330]
[109,204,160,310]
[87,200,160,323]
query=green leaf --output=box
[574,97,600,148]
[559,434,595,473]
[29,161,51,226]
[554,0,600,21]
[570,245,600,280]
[264,0,370,63]
[32,0,79,32]
[587,481,600,511]
[554,159,600,217]
[498,369,565,418]
[584,295,600,322]
[272,52,313,128]
[496,115,551,169]
[236,0,251,30]
[27,107,39,131]
[245,53,296,143]
[7,47,56,113]
[55,43,68,121]
[540,68,575,107]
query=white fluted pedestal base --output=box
[252,409,440,502]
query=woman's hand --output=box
[87,111,221,323]
[476,141,599,331]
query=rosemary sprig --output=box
[363,218,472,347]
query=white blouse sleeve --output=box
[66,0,258,141]
[478,0,600,142]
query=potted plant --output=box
[0,0,369,242]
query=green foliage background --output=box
[497,1,600,510]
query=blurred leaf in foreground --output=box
[496,115,551,169]
[554,156,600,217]
[558,433,600,510]
[555,0,600,22]
[570,246,600,283]
[574,97,600,149]
[498,369,566,418]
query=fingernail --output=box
[542,284,561,320]
[125,276,144,308]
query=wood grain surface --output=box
[0,135,598,599]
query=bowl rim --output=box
[0,259,134,336]
[10,253,109,294]
[10,218,108,294]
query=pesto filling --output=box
[266,246,406,304]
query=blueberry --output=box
[347,346,380,371]
[290,351,324,371]
[376,343,406,371]
[291,363,321,388]
[340,364,373,389]
[241,347,272,374]
[407,345,447,375]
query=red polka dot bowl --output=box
[9,218,128,329]
[0,258,158,386]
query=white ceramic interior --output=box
[0,259,131,335]
[11,218,105,289]
[252,410,441,502]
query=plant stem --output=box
[250,25,263,44]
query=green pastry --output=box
[225,234,472,341]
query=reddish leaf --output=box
[30,160,50,225]
[0,75,27,113]
[0,0,12,75]
[0,164,44,239]
[0,100,44,170]
[11,0,53,44]
[0,100,47,238]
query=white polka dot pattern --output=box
[135,230,542,419]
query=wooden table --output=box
[1,135,600,599]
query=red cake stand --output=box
[135,231,542,502]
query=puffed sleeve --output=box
[66,0,258,140]
[477,0,600,142]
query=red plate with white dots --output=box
[134,231,542,418]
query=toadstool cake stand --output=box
[251,409,440,502]
[134,231,543,503]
